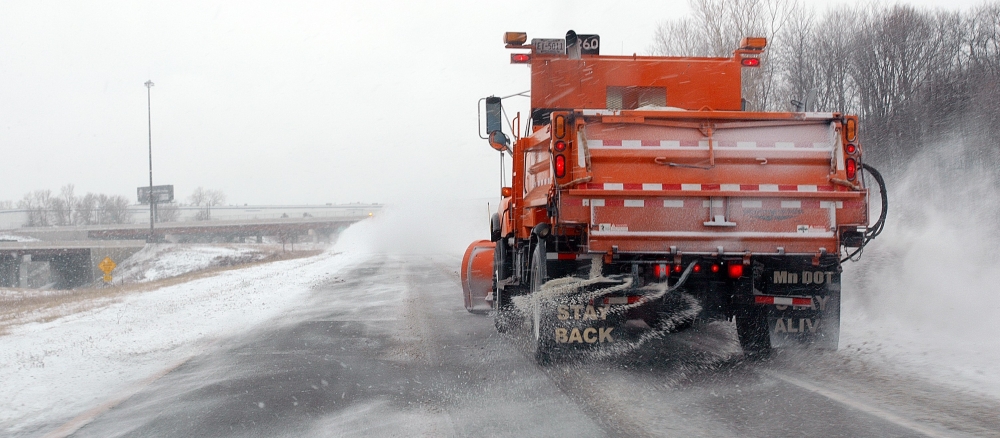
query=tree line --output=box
[2,185,227,227]
[651,0,1000,170]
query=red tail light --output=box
[693,263,702,273]
[554,155,566,178]
[711,264,720,273]
[673,264,682,273]
[845,144,857,155]
[846,158,857,180]
[741,58,760,67]
[728,263,744,279]
[554,140,567,152]
[511,53,531,64]
[653,264,667,278]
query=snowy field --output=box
[1,189,999,434]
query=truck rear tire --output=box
[736,307,772,358]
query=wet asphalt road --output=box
[69,254,1000,437]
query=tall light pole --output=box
[145,80,155,243]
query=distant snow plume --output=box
[842,139,1000,397]
[332,198,494,257]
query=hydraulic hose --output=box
[841,163,888,262]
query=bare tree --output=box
[191,187,225,221]
[0,200,13,210]
[47,197,70,226]
[58,184,76,225]
[97,195,133,224]
[18,190,52,227]
[650,0,803,110]
[74,193,98,225]
[188,187,207,206]
[156,202,180,222]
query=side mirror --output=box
[485,97,511,153]
[485,96,502,134]
[489,131,510,152]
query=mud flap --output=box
[461,240,495,314]
[764,269,841,350]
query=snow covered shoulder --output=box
[0,246,365,436]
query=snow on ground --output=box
[0,234,37,242]
[0,200,486,435]
[0,243,369,435]
[841,142,1000,399]
[113,243,270,283]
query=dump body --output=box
[513,110,868,257]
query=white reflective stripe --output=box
[642,183,662,191]
[737,141,756,148]
[703,200,724,208]
[660,140,680,147]
[622,140,642,148]
[759,184,779,192]
[699,140,711,148]
[624,200,645,207]
[813,142,830,149]
[604,183,624,190]
[820,201,843,209]
[663,200,684,208]
[742,200,763,208]
[681,184,701,191]
[721,184,740,191]
[582,199,590,206]
[781,201,802,209]
[588,140,604,148]
[590,199,605,207]
[798,185,818,192]
[775,142,795,149]
[773,296,795,305]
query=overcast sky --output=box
[0,0,985,206]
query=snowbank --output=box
[113,244,270,283]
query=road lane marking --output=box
[764,370,949,438]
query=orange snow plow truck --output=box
[461,31,887,363]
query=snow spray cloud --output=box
[843,139,1000,342]
[332,198,495,257]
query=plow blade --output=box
[461,240,494,314]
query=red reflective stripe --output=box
[755,295,813,306]
[623,183,643,190]
[557,253,576,260]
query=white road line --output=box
[764,370,949,438]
